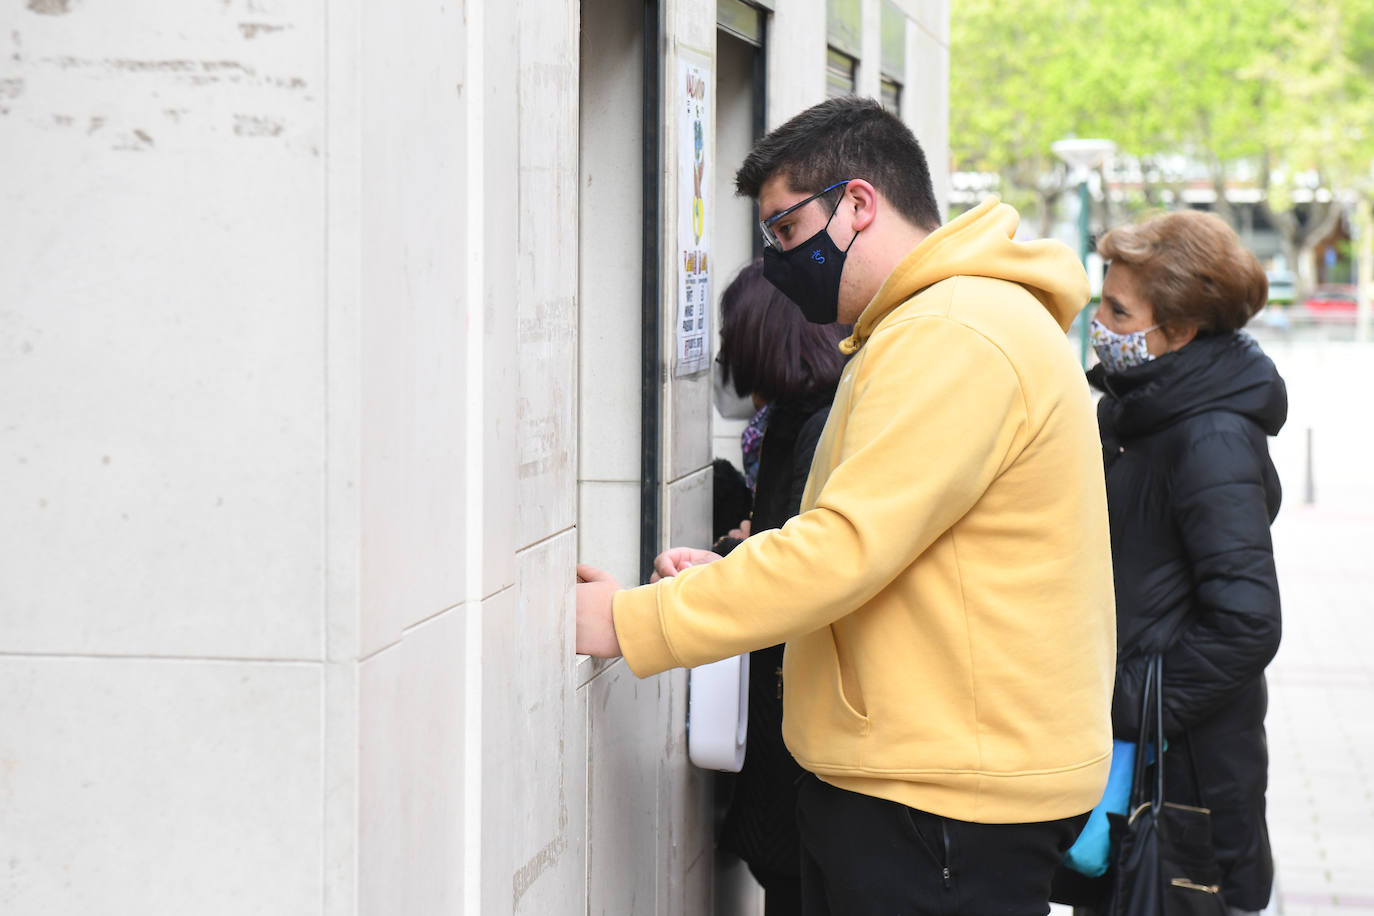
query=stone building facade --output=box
[0,0,948,912]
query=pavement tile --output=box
[1243,339,1374,916]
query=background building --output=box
[0,1,948,912]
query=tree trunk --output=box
[1297,200,1343,294]
[1096,164,1116,233]
[1260,196,1343,299]
[1356,196,1372,342]
[1296,240,1320,293]
[1138,156,1187,213]
[1038,188,1060,239]
[1209,157,1239,230]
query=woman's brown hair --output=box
[1097,209,1268,335]
[718,258,850,404]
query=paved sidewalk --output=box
[1262,337,1374,915]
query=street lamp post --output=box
[1052,138,1116,366]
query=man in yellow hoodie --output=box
[577,97,1115,914]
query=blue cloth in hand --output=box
[1063,739,1135,877]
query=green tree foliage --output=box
[948,0,1101,233]
[1250,0,1374,284]
[950,0,1374,285]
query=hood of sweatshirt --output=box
[841,197,1089,355]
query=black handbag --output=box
[1106,655,1229,916]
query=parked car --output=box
[1302,284,1358,318]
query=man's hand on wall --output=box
[575,565,623,658]
[576,548,723,658]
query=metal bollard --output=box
[1304,426,1315,505]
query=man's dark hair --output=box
[719,258,850,404]
[735,96,941,232]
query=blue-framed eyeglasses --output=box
[758,180,852,252]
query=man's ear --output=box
[845,179,879,233]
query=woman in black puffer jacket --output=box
[1087,210,1286,915]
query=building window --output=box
[880,76,901,114]
[827,0,861,58]
[880,0,905,114]
[827,0,860,98]
[717,0,765,47]
[826,46,857,98]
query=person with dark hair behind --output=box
[710,259,850,914]
[1083,210,1285,915]
[712,457,753,544]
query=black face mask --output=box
[761,199,859,325]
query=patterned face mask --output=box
[1090,319,1159,373]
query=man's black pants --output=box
[796,773,1088,916]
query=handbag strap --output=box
[1128,656,1153,807]
[1150,655,1164,810]
[1128,654,1165,812]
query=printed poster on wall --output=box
[674,52,711,377]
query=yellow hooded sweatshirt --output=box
[613,198,1116,823]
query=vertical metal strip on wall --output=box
[751,12,767,259]
[639,0,665,585]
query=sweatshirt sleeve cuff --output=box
[613,584,680,678]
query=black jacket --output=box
[1088,331,1286,911]
[717,390,833,887]
[750,395,832,533]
